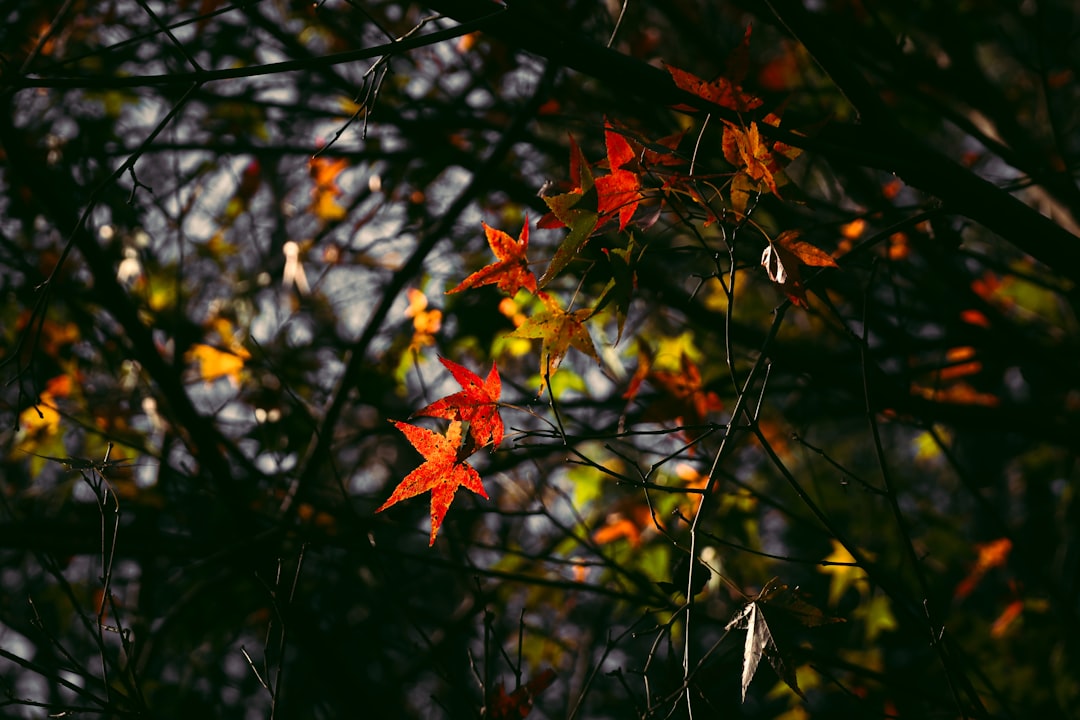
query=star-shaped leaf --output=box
[412,356,504,450]
[726,578,842,702]
[761,230,839,308]
[818,539,867,606]
[589,234,642,343]
[641,351,723,439]
[539,201,599,287]
[723,112,802,207]
[538,135,596,228]
[509,292,600,395]
[539,137,600,287]
[723,121,783,196]
[665,27,763,113]
[447,220,537,296]
[377,420,488,545]
[595,121,642,231]
[667,65,764,113]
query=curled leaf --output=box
[761,231,838,308]
[726,578,842,702]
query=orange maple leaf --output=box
[667,64,764,113]
[377,420,487,545]
[308,155,348,221]
[665,27,763,113]
[723,121,783,196]
[448,220,537,296]
[642,352,723,440]
[990,596,1024,638]
[595,122,642,231]
[412,356,504,450]
[761,230,839,308]
[592,503,655,547]
[509,292,600,395]
[404,287,442,349]
[955,537,1012,599]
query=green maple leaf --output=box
[590,234,643,343]
[509,292,600,395]
[538,135,600,287]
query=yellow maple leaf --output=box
[508,292,600,395]
[16,393,61,448]
[819,539,868,606]
[186,343,250,386]
[856,593,898,642]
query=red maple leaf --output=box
[447,220,537,296]
[595,121,642,231]
[639,129,687,170]
[412,356,504,449]
[488,669,557,719]
[376,420,488,545]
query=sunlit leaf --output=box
[761,230,837,308]
[186,343,250,386]
[595,121,641,231]
[725,121,781,196]
[412,356,504,450]
[726,579,842,702]
[509,292,600,395]
[16,393,61,443]
[818,539,867,606]
[377,420,488,545]
[448,220,537,296]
